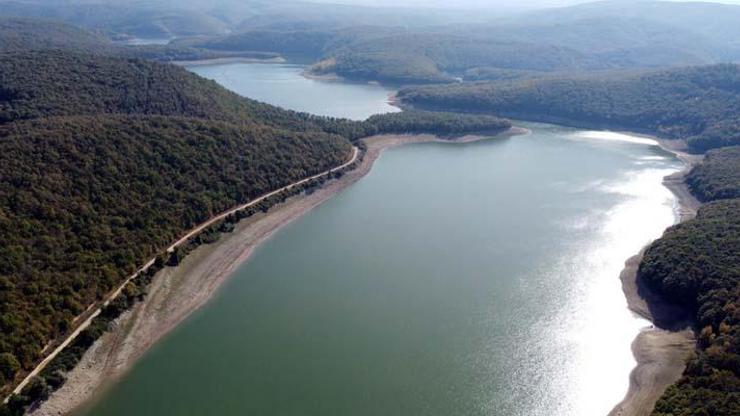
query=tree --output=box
[0,353,20,381]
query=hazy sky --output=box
[308,0,740,9]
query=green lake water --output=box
[80,63,682,416]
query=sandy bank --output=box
[609,139,702,416]
[29,128,522,416]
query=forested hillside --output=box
[0,18,279,65]
[0,114,350,372]
[639,149,740,416]
[0,45,520,400]
[0,48,357,397]
[398,64,740,152]
[0,17,111,53]
[365,110,510,135]
[0,50,328,131]
[687,147,740,202]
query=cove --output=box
[188,62,400,120]
[79,63,682,416]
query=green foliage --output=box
[0,47,359,399]
[0,50,331,134]
[174,30,336,59]
[646,146,740,416]
[0,17,111,54]
[312,52,454,84]
[0,354,20,382]
[687,147,740,202]
[640,200,740,308]
[0,114,350,373]
[0,25,511,408]
[399,64,740,152]
[365,110,511,136]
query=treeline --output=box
[687,147,740,202]
[0,114,350,386]
[299,110,512,142]
[398,64,740,152]
[172,30,336,59]
[365,110,510,136]
[0,50,504,143]
[0,140,363,416]
[639,148,740,416]
[0,47,357,403]
[0,50,331,133]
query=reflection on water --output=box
[571,130,659,146]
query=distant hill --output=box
[175,1,740,84]
[0,17,282,63]
[507,0,740,61]
[0,17,111,53]
[0,0,230,38]
[397,64,740,152]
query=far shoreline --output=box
[29,128,524,416]
[171,56,286,67]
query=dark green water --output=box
[80,64,682,416]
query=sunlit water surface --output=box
[79,64,682,416]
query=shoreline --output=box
[26,125,688,416]
[29,129,522,416]
[171,56,286,67]
[609,139,702,416]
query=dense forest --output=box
[0,46,515,405]
[365,110,510,136]
[0,114,350,375]
[398,64,740,152]
[0,49,322,129]
[687,147,740,202]
[640,149,740,416]
[0,46,354,400]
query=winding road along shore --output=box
[7,146,358,404]
[29,130,523,416]
[25,126,690,416]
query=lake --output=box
[79,63,682,416]
[189,62,400,120]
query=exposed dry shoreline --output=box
[28,126,688,416]
[609,139,703,416]
[29,129,523,416]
